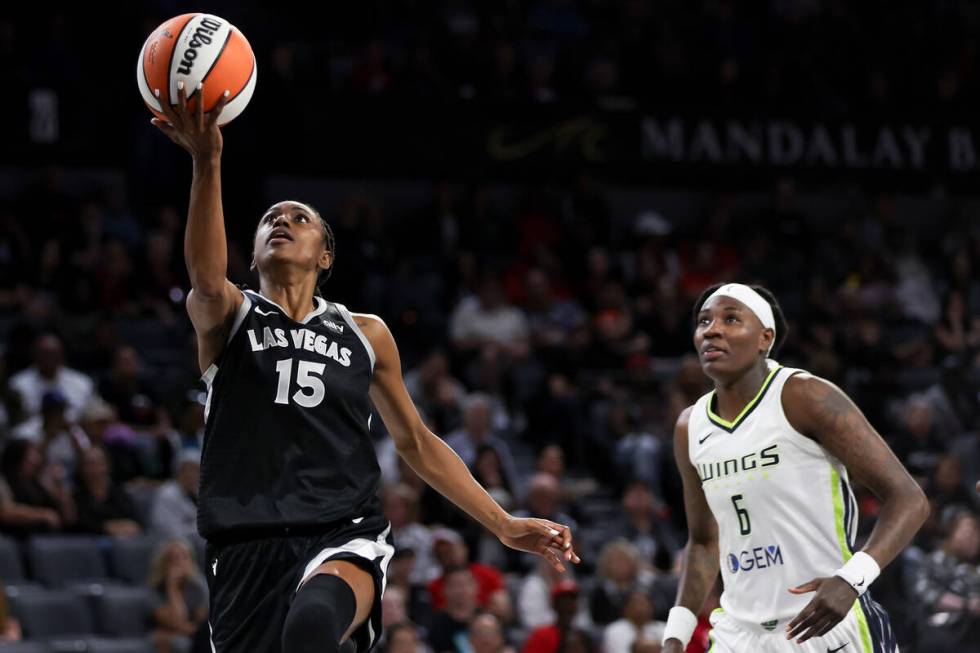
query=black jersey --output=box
[197,288,381,539]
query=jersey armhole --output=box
[335,304,377,373]
[776,369,827,455]
[200,290,252,386]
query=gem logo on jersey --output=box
[726,544,784,573]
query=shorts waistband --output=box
[206,521,343,547]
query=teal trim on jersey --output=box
[830,466,853,563]
[706,365,783,433]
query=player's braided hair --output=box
[692,283,789,356]
[308,204,335,297]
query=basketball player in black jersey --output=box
[151,84,580,653]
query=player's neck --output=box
[259,276,318,322]
[713,362,769,420]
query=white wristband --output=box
[662,606,698,648]
[833,551,880,596]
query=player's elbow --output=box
[909,486,931,528]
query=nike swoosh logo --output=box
[698,431,717,445]
[351,517,364,524]
[855,577,865,587]
[255,307,278,317]
[827,644,849,653]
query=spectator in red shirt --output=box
[428,527,504,610]
[521,579,580,653]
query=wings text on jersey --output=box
[247,326,353,367]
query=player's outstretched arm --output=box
[152,82,242,372]
[663,407,721,653]
[359,314,580,573]
[782,373,930,643]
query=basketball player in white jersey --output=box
[662,283,929,653]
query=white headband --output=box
[705,283,776,352]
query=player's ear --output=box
[318,249,333,272]
[759,328,774,354]
[249,258,257,272]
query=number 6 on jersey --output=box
[731,494,751,535]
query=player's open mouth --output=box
[268,229,293,243]
[701,345,726,360]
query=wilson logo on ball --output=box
[177,17,223,75]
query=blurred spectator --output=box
[428,527,504,611]
[98,345,160,427]
[518,558,591,632]
[388,547,435,631]
[77,396,147,483]
[608,482,680,573]
[449,276,529,359]
[521,579,581,653]
[384,483,439,585]
[429,566,480,653]
[386,621,426,653]
[444,394,520,493]
[404,349,465,435]
[588,540,654,627]
[12,389,85,478]
[486,589,521,648]
[149,449,199,540]
[471,445,516,512]
[9,333,94,420]
[600,591,665,653]
[148,538,208,653]
[72,446,142,537]
[0,583,20,642]
[912,510,980,652]
[0,471,61,534]
[467,613,514,653]
[0,439,75,531]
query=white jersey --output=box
[687,362,861,633]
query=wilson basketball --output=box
[137,13,256,126]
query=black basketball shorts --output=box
[204,510,395,653]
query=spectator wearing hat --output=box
[428,527,504,611]
[521,579,581,653]
[9,334,94,421]
[12,389,87,480]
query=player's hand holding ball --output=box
[152,81,231,161]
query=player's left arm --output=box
[782,372,930,643]
[356,313,580,572]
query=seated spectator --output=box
[561,628,595,653]
[0,439,75,531]
[0,473,61,534]
[449,274,530,360]
[149,449,199,540]
[386,621,426,653]
[428,527,504,610]
[535,444,597,506]
[384,483,439,585]
[608,483,680,573]
[486,588,522,648]
[521,579,580,653]
[9,333,94,420]
[11,389,85,480]
[601,591,665,653]
[148,538,208,653]
[429,566,481,653]
[518,558,591,631]
[512,474,578,572]
[388,547,434,631]
[471,445,516,512]
[78,396,147,483]
[467,612,515,653]
[404,349,465,434]
[444,394,520,493]
[912,510,980,652]
[98,345,161,427]
[72,446,142,537]
[0,582,21,641]
[588,540,654,627]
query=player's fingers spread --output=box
[208,90,231,127]
[195,83,204,130]
[788,579,820,594]
[785,604,817,638]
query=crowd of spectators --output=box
[0,165,977,652]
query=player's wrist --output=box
[661,606,698,648]
[832,551,880,597]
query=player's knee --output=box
[282,573,358,653]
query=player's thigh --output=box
[300,559,376,641]
[707,610,759,653]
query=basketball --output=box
[137,13,256,126]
